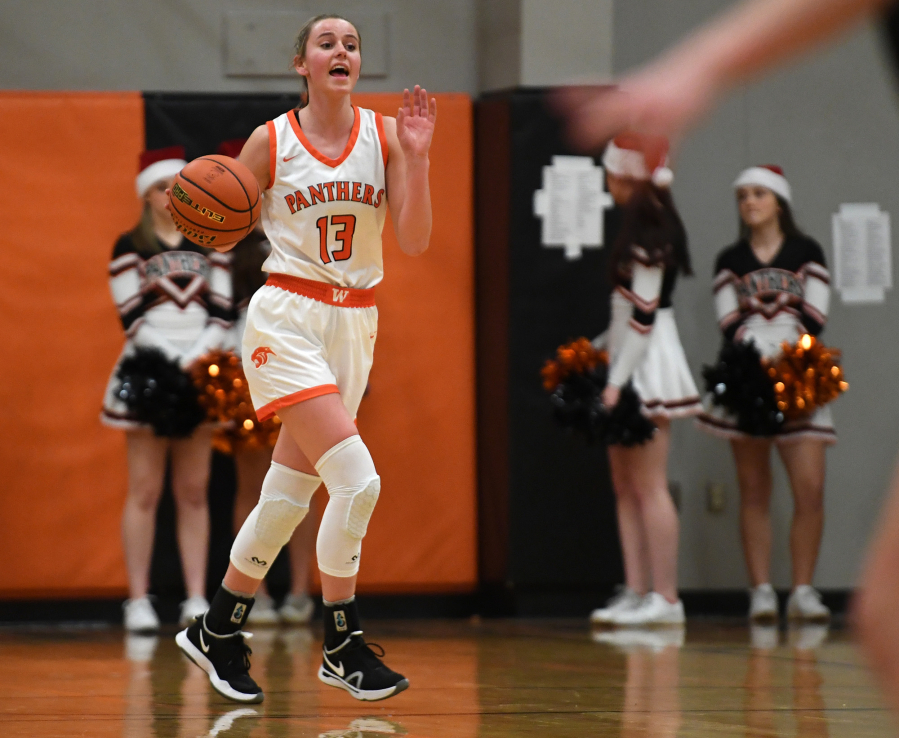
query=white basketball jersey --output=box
[261,106,388,289]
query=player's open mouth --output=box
[330,66,349,77]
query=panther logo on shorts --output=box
[251,347,276,368]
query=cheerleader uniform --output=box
[102,232,233,429]
[697,235,836,443]
[607,246,701,419]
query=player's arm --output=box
[385,86,437,257]
[239,125,272,193]
[560,0,891,150]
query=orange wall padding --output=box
[0,91,476,599]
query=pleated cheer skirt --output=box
[607,294,702,419]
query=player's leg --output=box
[778,439,829,621]
[169,426,215,624]
[732,438,778,621]
[233,446,279,623]
[855,458,899,714]
[121,429,168,631]
[177,427,321,704]
[277,395,409,700]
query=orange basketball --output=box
[168,155,261,247]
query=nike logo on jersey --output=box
[283,154,299,162]
[323,651,345,677]
[200,630,210,653]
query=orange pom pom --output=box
[763,335,848,421]
[541,337,608,392]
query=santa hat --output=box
[136,146,187,197]
[216,138,247,159]
[733,165,791,203]
[602,132,674,187]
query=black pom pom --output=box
[116,348,205,438]
[550,364,608,443]
[702,340,784,436]
[547,361,656,447]
[599,384,657,447]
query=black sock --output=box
[322,596,360,650]
[205,585,255,635]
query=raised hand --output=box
[396,85,437,160]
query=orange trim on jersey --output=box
[267,273,376,307]
[265,119,277,189]
[288,106,361,168]
[375,112,389,169]
[256,384,340,422]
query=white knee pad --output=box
[230,462,321,578]
[315,436,381,577]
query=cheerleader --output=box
[103,148,233,631]
[589,135,701,628]
[176,14,435,703]
[226,218,321,626]
[697,165,833,622]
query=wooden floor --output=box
[0,619,892,737]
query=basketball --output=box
[168,155,261,247]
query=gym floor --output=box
[1,619,890,737]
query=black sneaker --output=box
[176,615,264,703]
[319,632,409,701]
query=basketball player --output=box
[176,14,435,704]
[557,0,899,713]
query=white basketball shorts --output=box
[242,274,378,422]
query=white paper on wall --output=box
[533,156,615,260]
[832,203,892,304]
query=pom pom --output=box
[543,337,656,446]
[764,334,848,420]
[651,166,674,188]
[703,340,784,436]
[115,347,205,438]
[190,349,281,454]
[601,384,657,447]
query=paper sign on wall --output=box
[832,203,892,303]
[533,156,614,260]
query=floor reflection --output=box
[594,628,684,738]
[745,624,831,738]
[0,620,890,737]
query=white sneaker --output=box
[278,593,315,625]
[123,596,160,632]
[612,592,685,627]
[787,585,830,622]
[178,595,210,626]
[246,593,279,625]
[589,587,644,624]
[749,583,779,622]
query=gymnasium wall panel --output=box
[0,91,476,599]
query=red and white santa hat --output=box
[602,132,674,187]
[733,165,791,203]
[136,145,187,197]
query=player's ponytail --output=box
[291,14,361,110]
[610,182,692,278]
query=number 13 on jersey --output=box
[317,215,356,264]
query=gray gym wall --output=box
[2,0,894,591]
[614,1,899,591]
